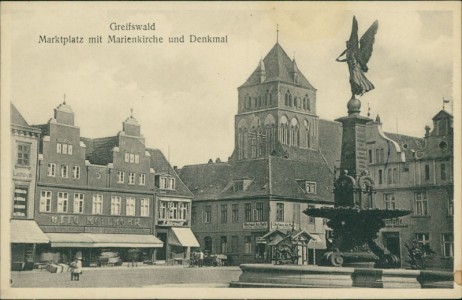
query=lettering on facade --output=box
[50,215,141,227]
[385,218,408,228]
[159,220,185,226]
[243,221,268,229]
[356,127,367,172]
[270,222,293,230]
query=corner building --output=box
[179,43,336,265]
[33,102,196,266]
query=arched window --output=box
[253,97,257,108]
[257,96,262,107]
[285,91,290,106]
[289,94,293,107]
[247,96,251,109]
[303,97,307,110]
[306,95,310,111]
[265,90,270,106]
[238,119,248,160]
[304,119,311,148]
[280,116,289,145]
[290,118,299,146]
[265,114,276,154]
[294,97,298,108]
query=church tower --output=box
[233,42,318,161]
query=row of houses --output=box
[10,41,454,270]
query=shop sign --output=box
[158,220,185,226]
[271,222,293,230]
[384,218,408,228]
[256,237,266,244]
[50,214,142,227]
[243,221,267,229]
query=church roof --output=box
[178,156,334,203]
[240,43,315,90]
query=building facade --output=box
[32,102,196,267]
[10,104,49,271]
[179,42,335,265]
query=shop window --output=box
[414,192,428,216]
[220,236,228,254]
[204,205,211,223]
[92,194,103,215]
[111,196,122,215]
[126,197,136,216]
[128,172,136,185]
[204,237,213,253]
[117,171,124,183]
[384,193,396,210]
[57,192,68,213]
[40,191,52,212]
[47,163,56,177]
[17,143,30,166]
[139,173,146,185]
[13,185,28,217]
[73,193,84,214]
[244,236,252,254]
[221,204,228,223]
[245,203,252,222]
[276,203,284,222]
[231,236,239,253]
[232,204,239,223]
[442,234,453,257]
[140,198,149,217]
[72,166,80,179]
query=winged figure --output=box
[336,17,379,97]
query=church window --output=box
[247,96,251,109]
[289,94,293,107]
[257,96,261,107]
[253,97,257,108]
[269,92,273,105]
[306,96,310,111]
[265,90,270,106]
[250,133,257,158]
[285,91,290,106]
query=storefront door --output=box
[156,232,167,260]
[383,232,401,260]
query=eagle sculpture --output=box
[336,17,379,97]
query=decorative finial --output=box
[443,97,450,110]
[130,108,133,118]
[276,24,279,43]
[63,94,66,105]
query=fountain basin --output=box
[229,264,453,288]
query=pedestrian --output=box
[198,250,204,268]
[71,257,82,281]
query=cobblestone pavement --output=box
[10,265,242,288]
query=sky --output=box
[2,2,459,168]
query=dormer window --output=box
[234,181,244,192]
[231,178,253,192]
[305,181,317,194]
[124,152,140,164]
[158,175,176,190]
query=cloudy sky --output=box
[2,2,459,167]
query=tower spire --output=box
[276,24,279,44]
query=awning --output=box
[10,220,49,244]
[168,227,200,247]
[307,233,327,250]
[47,233,163,248]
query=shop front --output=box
[157,226,200,265]
[10,220,49,271]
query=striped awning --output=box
[47,233,163,248]
[10,220,49,244]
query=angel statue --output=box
[336,16,379,97]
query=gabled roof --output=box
[146,148,193,198]
[80,136,118,165]
[432,109,453,120]
[383,132,424,159]
[178,156,334,203]
[11,103,29,126]
[240,43,315,90]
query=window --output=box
[61,165,69,178]
[255,202,264,221]
[126,197,136,216]
[368,149,372,164]
[72,166,80,179]
[111,196,122,215]
[378,170,383,184]
[92,194,103,215]
[245,203,252,222]
[375,149,380,163]
[384,193,396,210]
[128,172,136,185]
[169,178,175,190]
[73,193,84,214]
[130,153,135,163]
[414,192,428,216]
[13,186,28,217]
[305,182,317,194]
[276,203,284,222]
[135,154,139,164]
[387,169,392,184]
[231,236,239,253]
[139,173,146,185]
[442,234,453,257]
[140,198,149,217]
[234,181,244,192]
[57,143,72,155]
[40,191,52,212]
[232,204,239,223]
[160,177,175,190]
[448,198,453,216]
[380,148,384,163]
[57,192,68,213]
[62,144,68,155]
[441,163,447,180]
[204,205,211,223]
[393,168,398,183]
[191,205,197,224]
[68,145,73,155]
[415,233,430,248]
[17,143,30,166]
[220,236,228,254]
[47,163,56,177]
[179,202,188,220]
[125,153,130,162]
[308,205,315,224]
[159,201,167,219]
[425,164,430,180]
[117,171,124,183]
[221,204,228,223]
[244,236,252,254]
[170,202,178,219]
[57,143,62,154]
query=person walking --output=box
[71,257,82,281]
[198,250,204,268]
